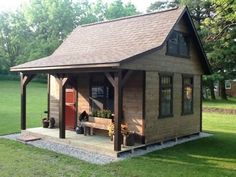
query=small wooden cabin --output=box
[11,7,211,151]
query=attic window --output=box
[167,31,189,58]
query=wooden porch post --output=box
[114,70,122,151]
[47,74,50,119]
[20,73,35,130]
[200,75,203,132]
[105,70,133,151]
[57,75,68,139]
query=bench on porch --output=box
[81,117,113,135]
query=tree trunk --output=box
[209,80,216,100]
[220,79,227,100]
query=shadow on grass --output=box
[204,97,236,106]
[140,131,236,171]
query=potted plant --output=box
[106,110,112,119]
[121,124,135,146]
[42,117,49,128]
[92,110,97,117]
[108,122,114,141]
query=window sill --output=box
[158,114,174,119]
[166,53,190,59]
[181,112,194,116]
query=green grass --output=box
[0,80,46,135]
[203,97,236,109]
[0,80,236,177]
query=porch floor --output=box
[22,127,142,157]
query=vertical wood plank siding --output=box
[145,72,201,143]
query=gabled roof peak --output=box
[81,6,182,28]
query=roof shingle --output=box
[11,7,185,71]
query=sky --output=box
[0,0,165,13]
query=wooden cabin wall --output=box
[49,72,145,135]
[144,72,201,143]
[120,18,204,75]
[120,18,204,144]
[123,71,144,136]
[77,73,90,124]
[49,75,60,127]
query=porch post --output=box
[200,75,203,132]
[57,76,68,139]
[47,74,50,119]
[20,73,35,130]
[114,70,122,151]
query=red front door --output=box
[65,89,76,130]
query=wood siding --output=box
[49,72,144,135]
[49,75,59,127]
[77,74,90,123]
[145,72,201,143]
[120,19,204,75]
[123,71,144,135]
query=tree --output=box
[147,0,180,12]
[0,0,139,73]
[0,10,30,72]
[22,0,76,60]
[202,0,236,100]
[105,0,138,19]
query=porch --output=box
[19,69,145,152]
[22,127,145,157]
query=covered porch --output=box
[19,68,145,152]
[22,127,146,157]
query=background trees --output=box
[0,0,235,100]
[0,0,138,73]
[147,0,236,100]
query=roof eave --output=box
[10,62,120,73]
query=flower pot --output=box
[123,134,135,146]
[42,120,49,128]
[76,126,84,134]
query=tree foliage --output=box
[0,0,138,73]
[147,0,236,99]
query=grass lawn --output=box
[203,97,236,109]
[0,80,236,177]
[0,80,47,135]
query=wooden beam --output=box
[200,75,203,132]
[121,70,133,88]
[114,70,122,151]
[142,71,146,144]
[57,75,68,139]
[105,72,115,87]
[20,73,35,130]
[47,74,50,119]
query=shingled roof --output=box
[10,7,211,74]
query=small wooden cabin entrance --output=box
[65,88,76,130]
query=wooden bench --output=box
[81,117,112,135]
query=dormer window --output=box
[167,31,190,58]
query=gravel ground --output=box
[0,132,212,164]
[0,133,118,165]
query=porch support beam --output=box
[200,75,203,132]
[114,70,122,151]
[20,73,35,130]
[56,75,68,139]
[105,72,115,87]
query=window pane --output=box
[161,76,171,85]
[160,88,172,116]
[179,34,189,56]
[92,86,104,98]
[168,32,178,55]
[183,77,193,114]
